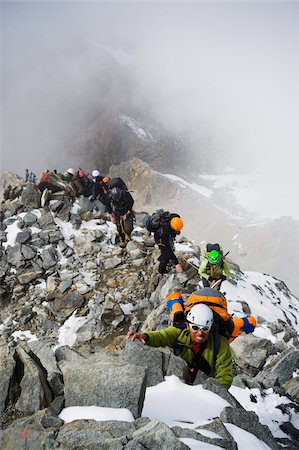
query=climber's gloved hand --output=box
[241,316,257,334]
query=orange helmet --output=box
[170,216,184,232]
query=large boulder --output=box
[230,334,275,375]
[255,349,299,388]
[0,345,16,414]
[120,340,164,387]
[58,353,148,418]
[28,340,64,396]
[57,420,136,450]
[15,345,52,414]
[129,420,189,450]
[220,406,280,450]
[21,183,41,209]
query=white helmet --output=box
[186,304,214,331]
[67,168,76,176]
[92,169,100,177]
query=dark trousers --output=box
[115,211,134,242]
[158,245,178,274]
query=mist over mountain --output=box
[2,2,298,177]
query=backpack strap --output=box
[211,318,221,365]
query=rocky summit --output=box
[0,175,299,450]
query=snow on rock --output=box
[58,311,89,347]
[11,330,38,343]
[162,173,213,198]
[142,375,230,427]
[120,114,154,141]
[224,423,273,450]
[59,405,135,423]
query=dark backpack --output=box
[145,209,170,233]
[107,177,128,191]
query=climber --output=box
[127,303,233,389]
[88,169,104,200]
[64,168,88,197]
[198,244,231,291]
[109,187,135,248]
[146,211,183,274]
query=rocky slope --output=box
[0,177,299,449]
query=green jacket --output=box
[145,327,233,389]
[198,258,231,280]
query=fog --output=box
[1,1,298,185]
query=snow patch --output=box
[58,311,88,347]
[59,405,134,423]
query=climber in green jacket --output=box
[198,249,231,291]
[127,304,233,389]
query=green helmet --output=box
[208,250,222,265]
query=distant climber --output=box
[127,303,233,388]
[64,168,89,197]
[146,210,183,274]
[109,186,135,248]
[198,243,231,290]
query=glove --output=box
[241,316,257,334]
[208,276,213,283]
[175,264,183,273]
[221,275,227,281]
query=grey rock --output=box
[58,239,69,253]
[283,378,299,403]
[120,340,164,387]
[69,213,82,229]
[41,245,57,270]
[0,410,56,450]
[230,334,274,374]
[100,297,125,327]
[21,244,37,260]
[54,203,72,222]
[52,291,85,317]
[220,406,280,450]
[77,195,94,212]
[197,417,237,441]
[103,255,122,270]
[7,243,25,268]
[255,349,299,388]
[172,425,236,450]
[0,345,15,414]
[57,420,136,450]
[38,212,55,229]
[55,345,85,364]
[131,420,189,450]
[164,350,188,382]
[232,374,262,389]
[15,344,53,414]
[58,357,147,418]
[49,200,64,213]
[16,229,32,244]
[17,269,39,284]
[23,211,38,226]
[21,183,41,209]
[28,340,64,396]
[58,278,73,294]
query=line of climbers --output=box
[29,168,135,248]
[27,168,257,390]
